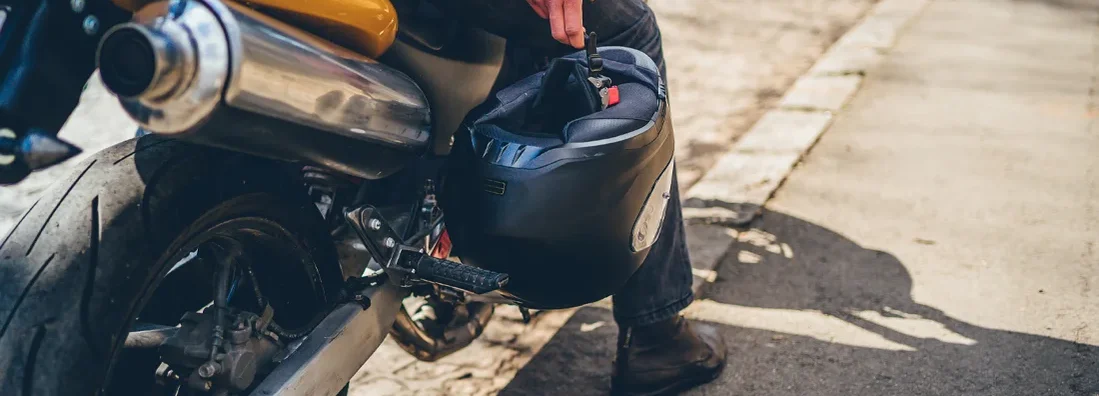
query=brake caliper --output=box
[158,306,283,393]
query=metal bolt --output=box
[82,15,99,35]
[369,218,382,230]
[383,238,396,248]
[197,362,218,378]
[70,0,85,12]
[203,381,212,391]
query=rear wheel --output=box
[0,136,345,395]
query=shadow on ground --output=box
[498,209,1099,396]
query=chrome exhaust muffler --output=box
[97,0,432,179]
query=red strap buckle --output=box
[607,86,620,107]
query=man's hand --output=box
[526,0,586,49]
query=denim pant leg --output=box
[437,0,695,327]
[585,1,696,329]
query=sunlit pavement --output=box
[493,0,1099,395]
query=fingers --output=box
[526,0,547,19]
[562,0,585,48]
[548,0,568,46]
[548,0,585,49]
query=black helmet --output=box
[440,46,675,309]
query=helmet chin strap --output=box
[586,32,604,77]
[585,32,614,110]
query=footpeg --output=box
[390,246,508,294]
[345,205,509,295]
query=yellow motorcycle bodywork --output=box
[112,0,399,58]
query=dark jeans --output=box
[440,0,694,327]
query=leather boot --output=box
[610,315,726,396]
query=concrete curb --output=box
[684,0,931,293]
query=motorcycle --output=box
[0,0,535,394]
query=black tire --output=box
[0,136,346,395]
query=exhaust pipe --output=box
[97,0,432,179]
[388,302,495,362]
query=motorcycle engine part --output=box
[389,300,494,362]
[441,46,676,309]
[160,307,283,393]
[96,0,432,180]
[344,205,509,294]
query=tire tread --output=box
[0,254,55,339]
[25,160,97,256]
[0,200,38,252]
[0,137,342,395]
[23,323,47,396]
[0,139,172,395]
[80,196,102,358]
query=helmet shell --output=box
[441,47,675,309]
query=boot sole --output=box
[611,356,727,396]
